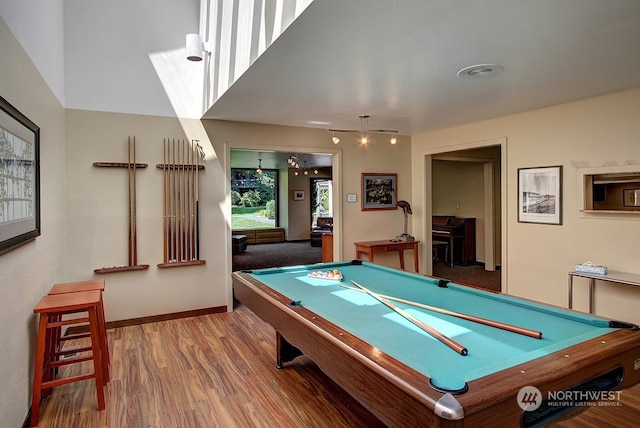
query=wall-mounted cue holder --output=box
[92,136,150,274]
[156,138,206,268]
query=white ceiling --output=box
[59,1,640,140]
[204,0,640,136]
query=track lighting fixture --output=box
[328,115,399,145]
[288,155,318,175]
[331,132,341,145]
[186,33,211,61]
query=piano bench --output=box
[432,240,449,266]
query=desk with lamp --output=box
[354,200,420,272]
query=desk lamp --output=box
[396,200,415,241]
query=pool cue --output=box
[194,142,200,260]
[184,139,190,260]
[167,139,173,262]
[180,140,188,262]
[173,139,178,261]
[350,280,468,356]
[181,139,187,260]
[132,136,137,266]
[161,139,165,262]
[177,139,183,261]
[341,284,542,339]
[190,142,196,259]
[162,139,168,262]
[186,140,192,260]
[127,137,133,266]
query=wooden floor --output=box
[33,306,640,427]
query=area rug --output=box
[232,241,322,271]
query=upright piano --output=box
[432,215,476,267]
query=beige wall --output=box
[433,160,486,262]
[0,20,67,427]
[64,110,229,321]
[288,169,312,240]
[412,88,640,324]
[202,120,415,271]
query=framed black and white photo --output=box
[623,189,640,207]
[361,173,397,211]
[293,190,305,201]
[518,166,562,225]
[0,95,41,255]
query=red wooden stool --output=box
[48,279,109,382]
[31,290,106,427]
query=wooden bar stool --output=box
[31,290,106,427]
[48,279,109,382]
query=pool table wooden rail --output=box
[234,271,449,427]
[232,271,640,427]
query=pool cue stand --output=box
[92,136,150,274]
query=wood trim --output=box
[66,306,227,334]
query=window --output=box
[311,178,332,227]
[231,168,278,228]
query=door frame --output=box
[421,137,506,291]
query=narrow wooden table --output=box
[354,239,420,272]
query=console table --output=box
[354,240,420,273]
[568,270,640,314]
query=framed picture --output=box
[518,166,562,225]
[623,189,640,207]
[0,96,41,255]
[361,173,397,211]
[293,190,305,201]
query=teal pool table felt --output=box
[249,261,615,392]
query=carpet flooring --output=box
[432,263,502,292]
[232,240,322,271]
[233,242,501,292]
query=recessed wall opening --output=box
[584,172,640,212]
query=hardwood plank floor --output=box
[33,307,640,427]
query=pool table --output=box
[231,260,640,427]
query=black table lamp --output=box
[396,200,415,241]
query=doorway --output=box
[429,144,503,291]
[310,178,333,228]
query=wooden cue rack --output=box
[93,136,150,273]
[156,138,205,268]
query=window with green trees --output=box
[231,168,278,229]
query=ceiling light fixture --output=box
[288,155,317,175]
[328,115,399,145]
[186,33,211,61]
[331,132,341,145]
[457,64,504,79]
[256,156,263,174]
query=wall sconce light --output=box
[328,115,399,145]
[186,33,210,62]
